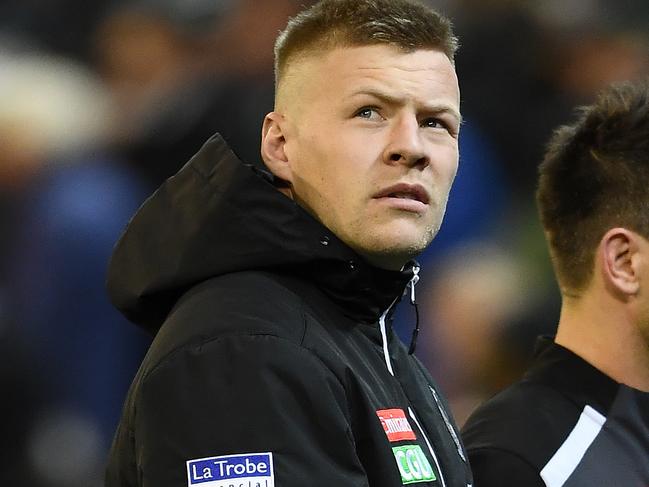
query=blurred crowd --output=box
[0,0,647,485]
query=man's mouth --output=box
[387,192,423,201]
[373,183,430,204]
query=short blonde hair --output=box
[274,0,458,87]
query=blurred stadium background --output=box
[0,0,647,485]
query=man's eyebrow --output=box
[347,88,462,125]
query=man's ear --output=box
[261,112,294,184]
[601,228,640,297]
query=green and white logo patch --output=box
[392,445,437,484]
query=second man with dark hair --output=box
[462,80,649,486]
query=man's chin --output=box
[353,238,431,271]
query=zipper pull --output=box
[409,265,420,304]
[407,265,420,355]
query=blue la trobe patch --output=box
[186,452,274,487]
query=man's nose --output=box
[383,116,429,168]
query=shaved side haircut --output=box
[274,0,458,88]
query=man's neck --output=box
[555,293,649,392]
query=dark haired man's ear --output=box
[601,228,640,298]
[261,112,294,190]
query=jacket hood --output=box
[107,134,415,335]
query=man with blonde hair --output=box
[106,1,472,486]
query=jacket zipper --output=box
[378,266,420,376]
[378,295,400,376]
[379,266,449,485]
[408,406,447,487]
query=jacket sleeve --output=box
[133,334,368,487]
[467,447,545,487]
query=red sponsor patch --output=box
[376,408,416,442]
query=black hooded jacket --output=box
[105,134,472,487]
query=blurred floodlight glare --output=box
[0,53,114,161]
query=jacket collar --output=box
[108,134,416,333]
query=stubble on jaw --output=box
[342,206,444,270]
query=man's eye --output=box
[422,118,445,129]
[356,107,380,119]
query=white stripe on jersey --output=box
[540,405,606,487]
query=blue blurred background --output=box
[1,0,647,485]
